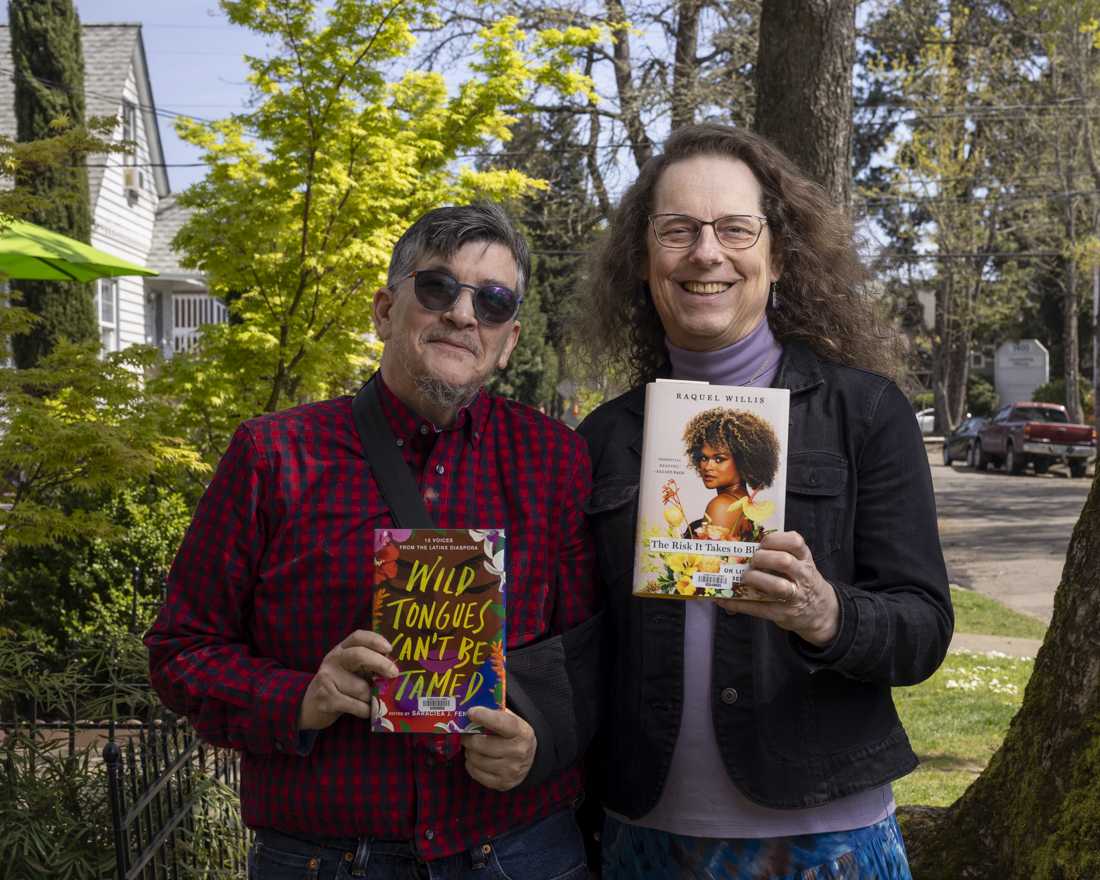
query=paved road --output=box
[929,446,1094,624]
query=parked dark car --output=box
[942,416,987,467]
[975,402,1097,477]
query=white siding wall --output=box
[88,67,156,351]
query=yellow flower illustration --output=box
[663,507,684,528]
[675,575,696,596]
[667,553,701,575]
[724,496,747,515]
[742,499,776,524]
[698,556,722,573]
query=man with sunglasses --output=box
[147,203,598,879]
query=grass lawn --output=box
[949,585,1048,640]
[888,589,1042,809]
[893,650,1034,807]
[891,587,1046,808]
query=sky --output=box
[1,1,269,192]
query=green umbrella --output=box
[0,218,158,281]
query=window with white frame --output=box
[95,278,119,353]
[122,101,137,162]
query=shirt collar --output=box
[374,372,491,448]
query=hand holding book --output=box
[714,531,841,647]
[462,706,537,791]
[298,630,399,732]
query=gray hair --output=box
[387,202,530,296]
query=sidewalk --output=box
[948,631,1043,658]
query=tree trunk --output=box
[670,0,702,131]
[605,0,653,170]
[932,272,970,435]
[753,0,855,209]
[1064,252,1083,422]
[903,468,1100,878]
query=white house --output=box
[0,22,226,356]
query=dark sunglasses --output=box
[392,269,523,325]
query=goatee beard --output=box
[413,374,480,412]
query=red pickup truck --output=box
[975,402,1096,477]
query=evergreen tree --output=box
[488,115,601,413]
[9,0,97,368]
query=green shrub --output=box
[967,374,998,417]
[912,391,934,410]
[0,485,191,653]
[1031,377,1095,420]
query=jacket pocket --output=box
[785,451,848,558]
[584,477,639,584]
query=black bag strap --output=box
[351,377,435,529]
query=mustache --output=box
[422,330,482,357]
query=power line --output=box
[877,250,1060,261]
[0,65,218,125]
[81,162,207,168]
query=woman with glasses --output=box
[575,123,952,879]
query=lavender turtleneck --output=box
[665,315,783,388]
[621,317,895,838]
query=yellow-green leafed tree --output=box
[163,0,595,459]
[873,1,1032,435]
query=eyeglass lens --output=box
[651,214,763,249]
[412,270,520,324]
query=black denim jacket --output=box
[577,342,953,815]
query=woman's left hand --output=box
[714,531,839,647]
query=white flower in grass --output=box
[371,696,394,732]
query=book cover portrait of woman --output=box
[682,407,780,542]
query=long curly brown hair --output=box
[574,123,897,384]
[682,407,780,491]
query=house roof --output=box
[0,23,170,203]
[147,194,201,278]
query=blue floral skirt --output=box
[601,813,912,880]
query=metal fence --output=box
[104,717,248,880]
[0,598,248,880]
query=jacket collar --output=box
[774,340,825,396]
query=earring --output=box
[770,282,778,310]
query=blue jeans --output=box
[247,808,588,880]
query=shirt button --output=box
[424,829,435,840]
[435,464,445,475]
[395,438,405,448]
[420,424,430,435]
[720,687,739,705]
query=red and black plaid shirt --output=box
[145,377,597,859]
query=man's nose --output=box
[442,286,478,328]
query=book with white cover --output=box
[633,380,790,599]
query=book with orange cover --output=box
[371,528,506,733]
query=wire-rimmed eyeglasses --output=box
[648,213,768,250]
